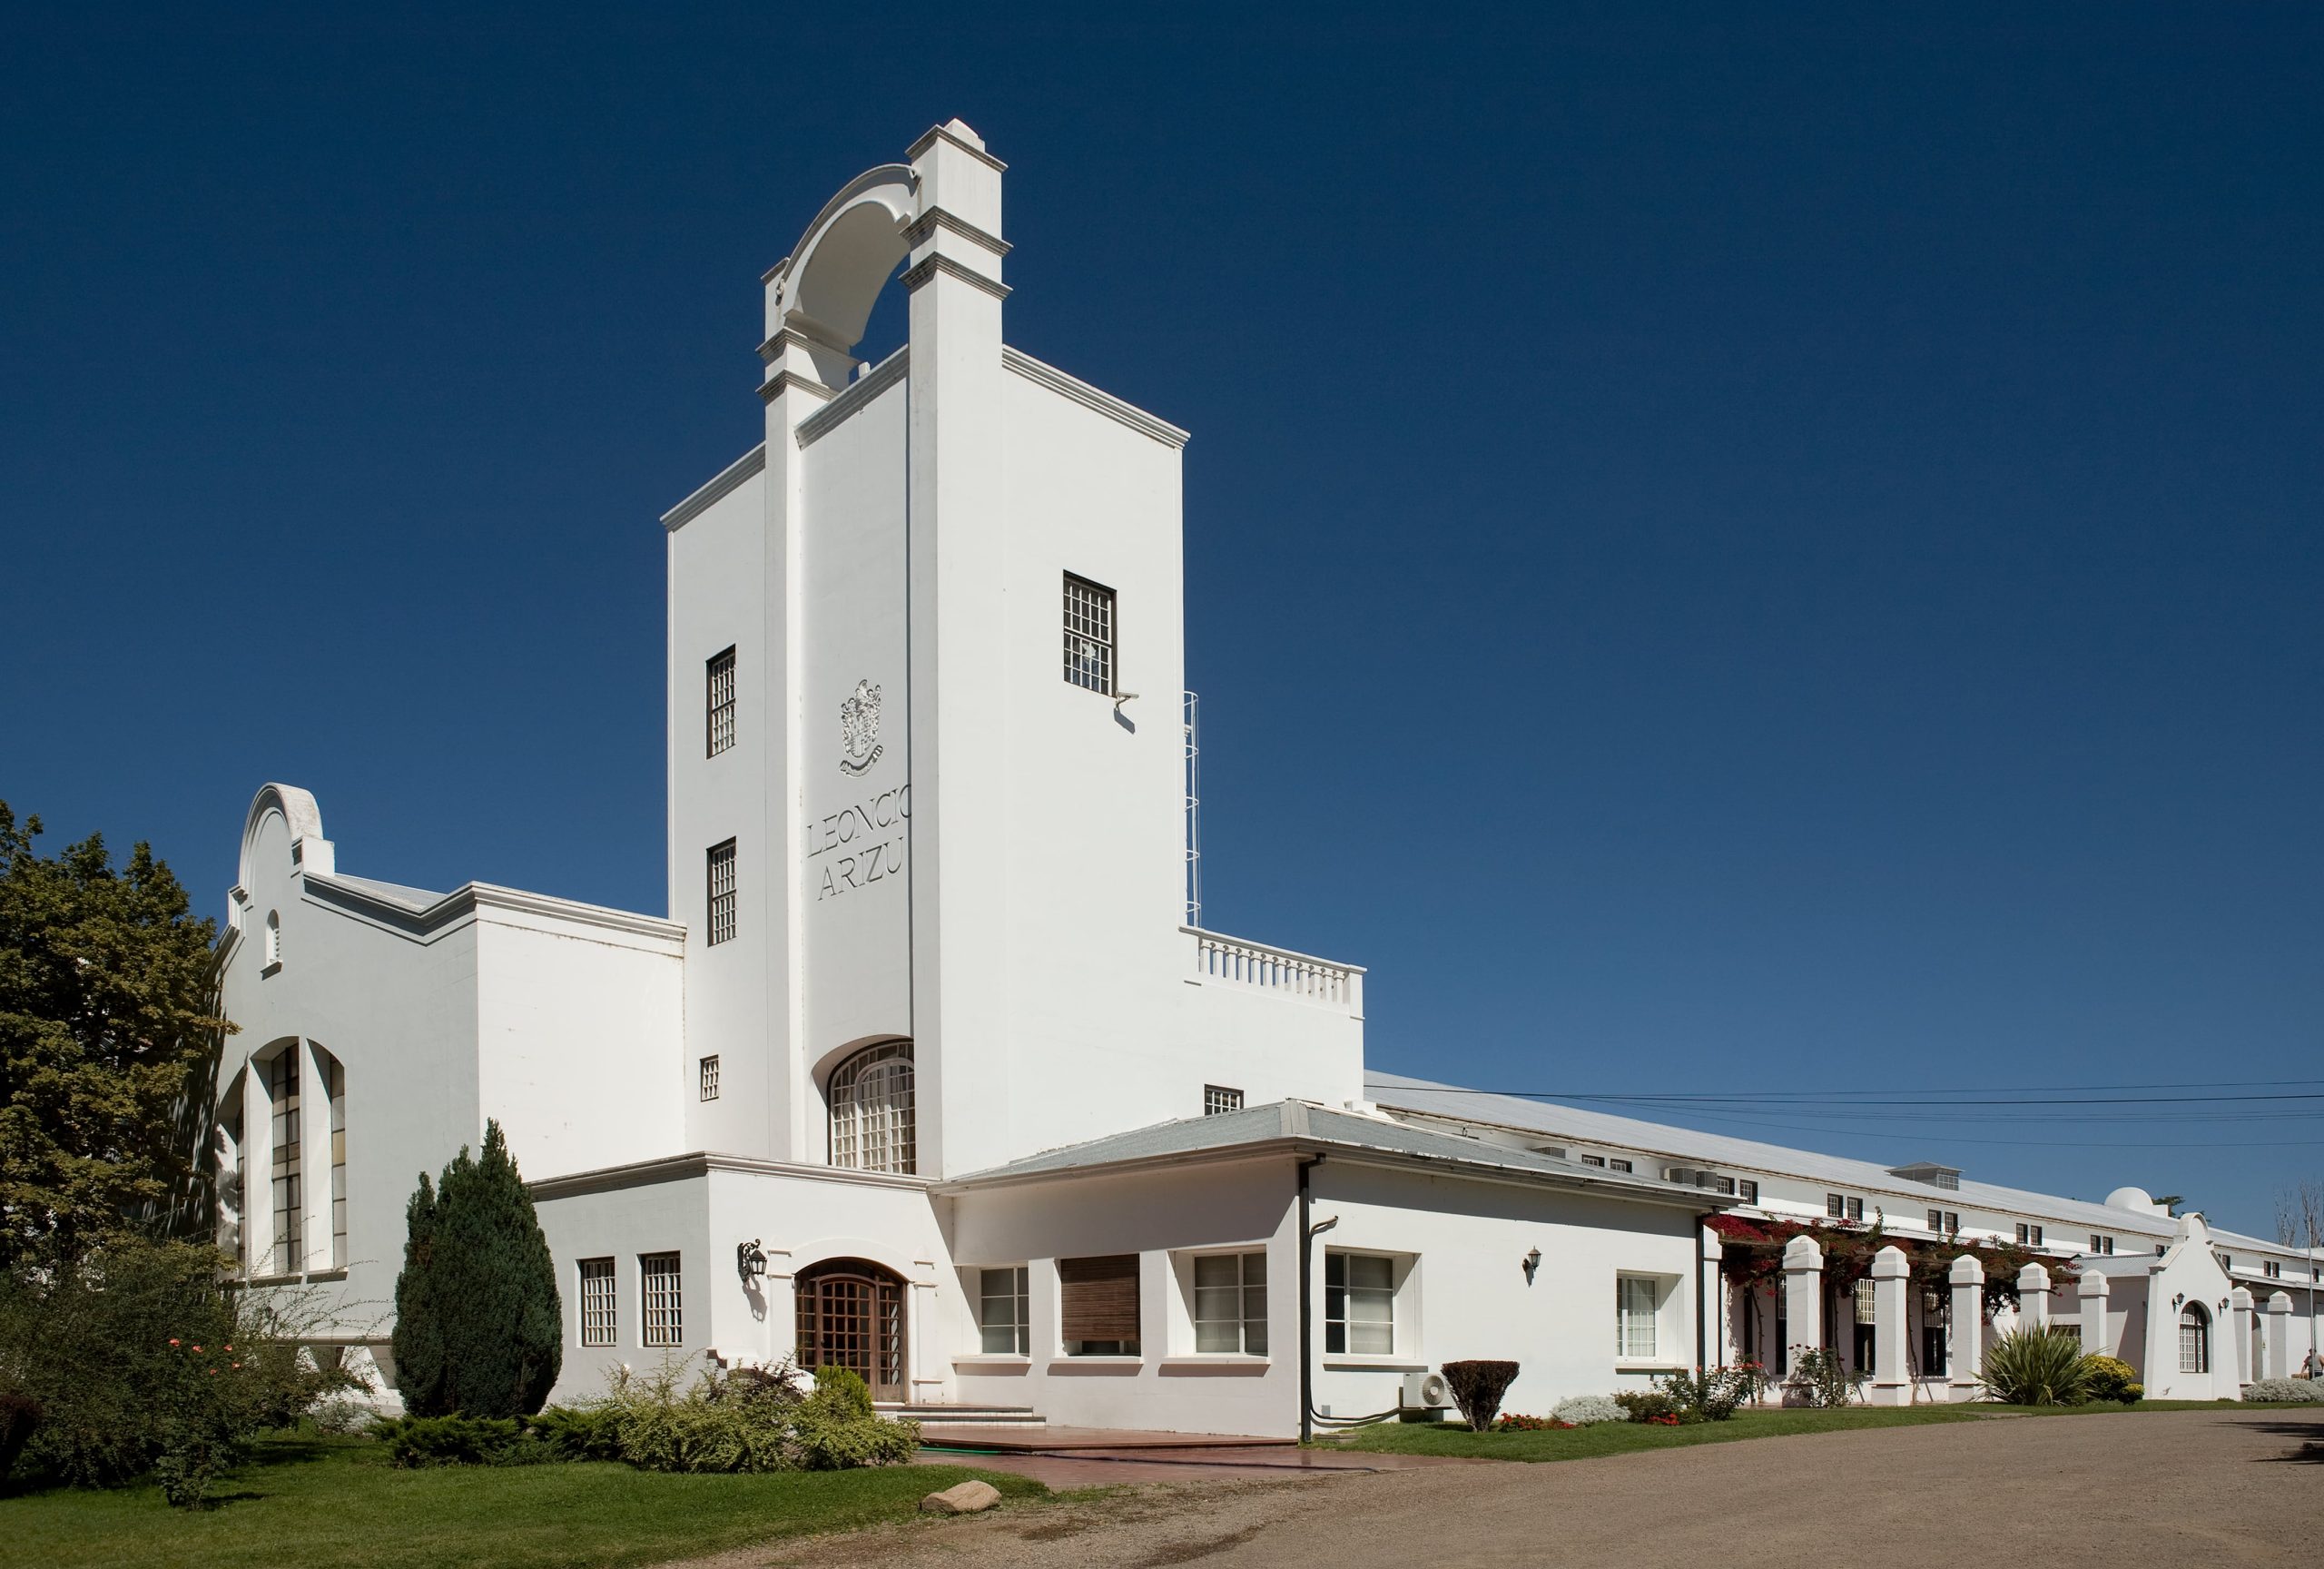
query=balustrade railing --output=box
[1184,927,1364,1011]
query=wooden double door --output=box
[794,1258,907,1400]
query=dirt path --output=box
[672,1407,2324,1569]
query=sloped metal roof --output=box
[945,1098,1718,1207]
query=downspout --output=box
[1698,1211,1714,1371]
[1298,1153,1326,1443]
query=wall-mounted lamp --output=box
[1522,1247,1541,1286]
[2171,1291,2185,1309]
[736,1238,767,1284]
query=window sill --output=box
[1157,1357,1271,1377]
[1613,1362,1689,1374]
[307,1268,349,1283]
[260,961,282,978]
[952,1355,1032,1373]
[1321,1357,1425,1372]
[1044,1357,1143,1376]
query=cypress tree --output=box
[389,1120,562,1416]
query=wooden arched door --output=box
[794,1258,907,1400]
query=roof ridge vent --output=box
[1889,1161,1962,1189]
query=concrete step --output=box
[877,1402,1046,1428]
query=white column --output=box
[2077,1269,2112,1357]
[1948,1254,1985,1400]
[1782,1234,1824,1398]
[2264,1292,2294,1380]
[2229,1288,2256,1387]
[2017,1262,2052,1334]
[1868,1246,1911,1405]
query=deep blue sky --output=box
[5,6,2319,1237]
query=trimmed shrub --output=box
[2123,1384,2144,1402]
[792,1367,916,1469]
[370,1414,556,1467]
[2242,1378,2324,1404]
[1441,1360,1521,1434]
[1977,1327,2091,1406]
[2082,1355,2138,1403]
[1551,1395,1628,1426]
[392,1120,563,1419]
[527,1404,624,1459]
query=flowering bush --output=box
[2242,1378,2324,1404]
[1551,1395,1629,1426]
[2081,1355,2138,1403]
[1652,1366,1755,1422]
[1644,1413,1681,1426]
[1783,1347,1865,1408]
[1492,1413,1573,1431]
[1612,1389,1682,1423]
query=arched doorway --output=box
[795,1258,907,1400]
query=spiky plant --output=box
[1976,1327,2092,1406]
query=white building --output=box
[209,122,2322,1435]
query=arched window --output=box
[315,1046,348,1268]
[264,910,282,969]
[828,1042,914,1175]
[2178,1302,2211,1374]
[259,1043,302,1274]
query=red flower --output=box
[168,1337,181,1347]
[191,1346,203,1354]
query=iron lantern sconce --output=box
[1521,1247,1541,1286]
[737,1238,768,1284]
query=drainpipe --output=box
[1698,1211,1715,1371]
[1298,1153,1326,1443]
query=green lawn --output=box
[1325,1399,2302,1462]
[1,1436,1049,1569]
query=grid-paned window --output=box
[979,1266,1029,1355]
[1608,1159,1633,1174]
[641,1253,683,1347]
[699,1055,721,1101]
[324,1051,347,1268]
[1617,1275,1659,1358]
[1739,1179,1758,1203]
[579,1258,616,1347]
[706,841,737,946]
[1581,1154,1606,1168]
[829,1041,915,1174]
[706,646,737,756]
[1193,1253,1268,1355]
[1324,1252,1393,1355]
[1204,1084,1244,1117]
[266,1048,301,1274]
[2090,1234,2114,1255]
[2178,1305,2209,1373]
[1062,574,1116,695]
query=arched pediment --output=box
[237,782,334,895]
[765,164,917,388]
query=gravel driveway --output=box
[718,1407,2324,1569]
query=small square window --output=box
[1738,1179,1758,1204]
[1608,1159,1633,1174]
[1943,1211,1960,1234]
[706,646,736,757]
[2090,1233,2113,1256]
[699,1055,721,1101]
[1581,1154,1606,1168]
[1192,1252,1268,1356]
[706,841,737,946]
[1927,1209,1944,1232]
[1827,1193,1846,1219]
[1203,1085,1244,1117]
[979,1266,1029,1356]
[1062,574,1117,695]
[1324,1252,1394,1356]
[579,1258,616,1347]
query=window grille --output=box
[1927,1209,1944,1232]
[706,646,736,756]
[1192,1252,1268,1355]
[579,1258,616,1347]
[641,1253,683,1347]
[1062,575,1116,695]
[1827,1193,1845,1219]
[1845,1196,1863,1222]
[706,841,736,946]
[1324,1252,1393,1356]
[1608,1158,1632,1173]
[1203,1084,1244,1117]
[1617,1276,1659,1358]
[324,1051,347,1268]
[1854,1278,1877,1326]
[266,1048,301,1274]
[2178,1304,2209,1373]
[1739,1179,1758,1203]
[1581,1154,1605,1168]
[699,1055,720,1101]
[829,1041,915,1175]
[1940,1211,1959,1235]
[980,1266,1029,1355]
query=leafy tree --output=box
[0,803,226,1265]
[392,1120,562,1417]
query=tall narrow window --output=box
[264,1047,302,1274]
[641,1253,683,1347]
[1617,1275,1659,1358]
[322,1050,347,1268]
[2178,1303,2210,1374]
[263,910,282,971]
[1059,1255,1140,1356]
[1324,1252,1394,1355]
[706,840,737,946]
[1193,1253,1268,1355]
[828,1041,915,1175]
[706,646,736,757]
[699,1055,721,1101]
[980,1266,1029,1355]
[1062,574,1116,695]
[579,1258,616,1347]
[1203,1085,1244,1117]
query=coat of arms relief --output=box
[839,679,883,775]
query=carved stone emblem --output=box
[839,679,883,776]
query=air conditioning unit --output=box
[1400,1370,1452,1411]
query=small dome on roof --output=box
[2104,1185,2165,1214]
